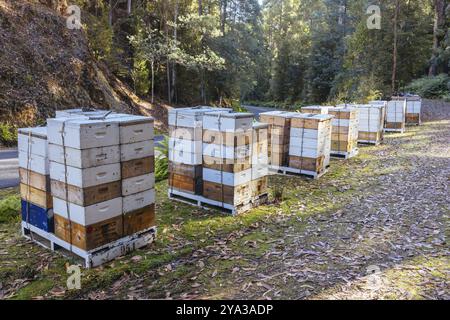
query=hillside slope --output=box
[0,0,168,130]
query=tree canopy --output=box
[76,0,449,106]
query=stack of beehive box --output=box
[47,114,155,252]
[202,112,255,209]
[392,96,422,125]
[300,106,334,115]
[251,122,269,201]
[288,114,333,177]
[385,99,406,133]
[18,127,54,233]
[259,111,296,167]
[356,104,386,145]
[406,96,422,125]
[110,114,156,237]
[168,107,230,196]
[328,107,359,158]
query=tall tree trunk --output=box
[163,2,171,104]
[151,60,155,104]
[108,0,113,26]
[198,0,206,103]
[220,0,228,35]
[392,0,400,95]
[198,0,203,15]
[201,70,206,104]
[127,0,132,15]
[171,0,179,103]
[166,60,171,104]
[429,0,446,76]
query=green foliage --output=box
[405,74,450,99]
[0,193,21,224]
[155,156,169,182]
[155,136,169,182]
[155,136,169,158]
[78,0,440,106]
[0,123,18,147]
[131,57,150,96]
[243,100,303,110]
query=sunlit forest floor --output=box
[1,118,449,300]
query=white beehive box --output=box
[169,149,202,165]
[203,168,253,187]
[53,197,122,226]
[289,115,331,158]
[252,122,269,179]
[18,127,50,175]
[355,104,385,144]
[169,138,203,154]
[407,101,421,114]
[357,105,385,131]
[18,127,48,158]
[108,114,155,144]
[122,173,155,196]
[203,112,254,132]
[48,144,120,169]
[49,162,121,188]
[168,107,230,128]
[120,140,154,162]
[328,107,359,156]
[123,189,156,213]
[19,152,49,175]
[251,165,268,180]
[55,109,110,118]
[385,100,406,132]
[203,143,250,160]
[300,106,334,114]
[169,126,203,141]
[47,118,119,149]
[386,100,406,122]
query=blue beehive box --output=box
[21,200,54,233]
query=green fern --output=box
[155,135,169,182]
[155,156,169,182]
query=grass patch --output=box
[1,121,447,299]
[12,279,54,300]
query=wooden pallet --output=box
[168,189,267,215]
[252,193,269,206]
[269,165,328,180]
[330,148,359,160]
[358,140,382,146]
[21,222,156,268]
[384,128,405,133]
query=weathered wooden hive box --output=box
[288,113,333,174]
[328,107,359,158]
[259,111,297,167]
[356,104,386,145]
[18,127,54,232]
[385,99,407,132]
[168,107,230,195]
